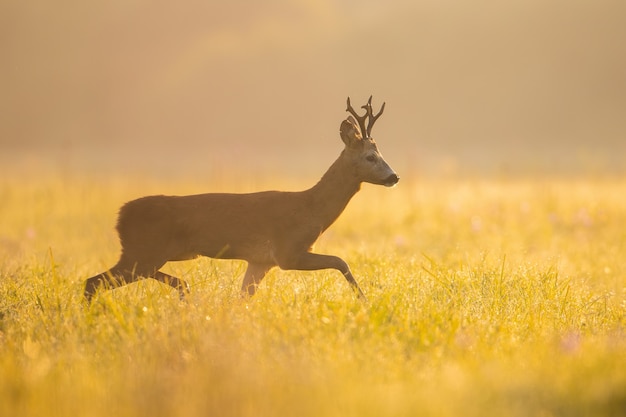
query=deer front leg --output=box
[277,252,366,300]
[241,263,274,297]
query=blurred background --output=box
[2,0,625,177]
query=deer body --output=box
[84,97,398,302]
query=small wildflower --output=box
[560,333,582,354]
[471,216,482,232]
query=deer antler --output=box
[346,96,385,139]
[346,97,368,139]
[363,96,385,138]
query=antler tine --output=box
[360,95,374,117]
[346,97,368,139]
[365,98,385,138]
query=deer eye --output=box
[366,154,377,163]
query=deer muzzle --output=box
[383,173,400,187]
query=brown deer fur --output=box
[84,97,398,302]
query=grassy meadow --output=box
[1,172,625,417]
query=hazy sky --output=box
[2,0,625,174]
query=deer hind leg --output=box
[241,263,274,297]
[83,258,164,303]
[152,270,190,300]
[84,272,114,303]
[83,264,137,303]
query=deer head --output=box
[340,96,399,187]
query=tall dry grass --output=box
[1,173,625,416]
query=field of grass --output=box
[1,172,625,417]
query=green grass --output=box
[1,174,625,416]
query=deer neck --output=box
[306,150,361,230]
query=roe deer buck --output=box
[84,96,399,302]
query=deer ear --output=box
[340,116,363,147]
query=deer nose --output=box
[384,173,400,187]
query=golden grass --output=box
[1,173,625,416]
